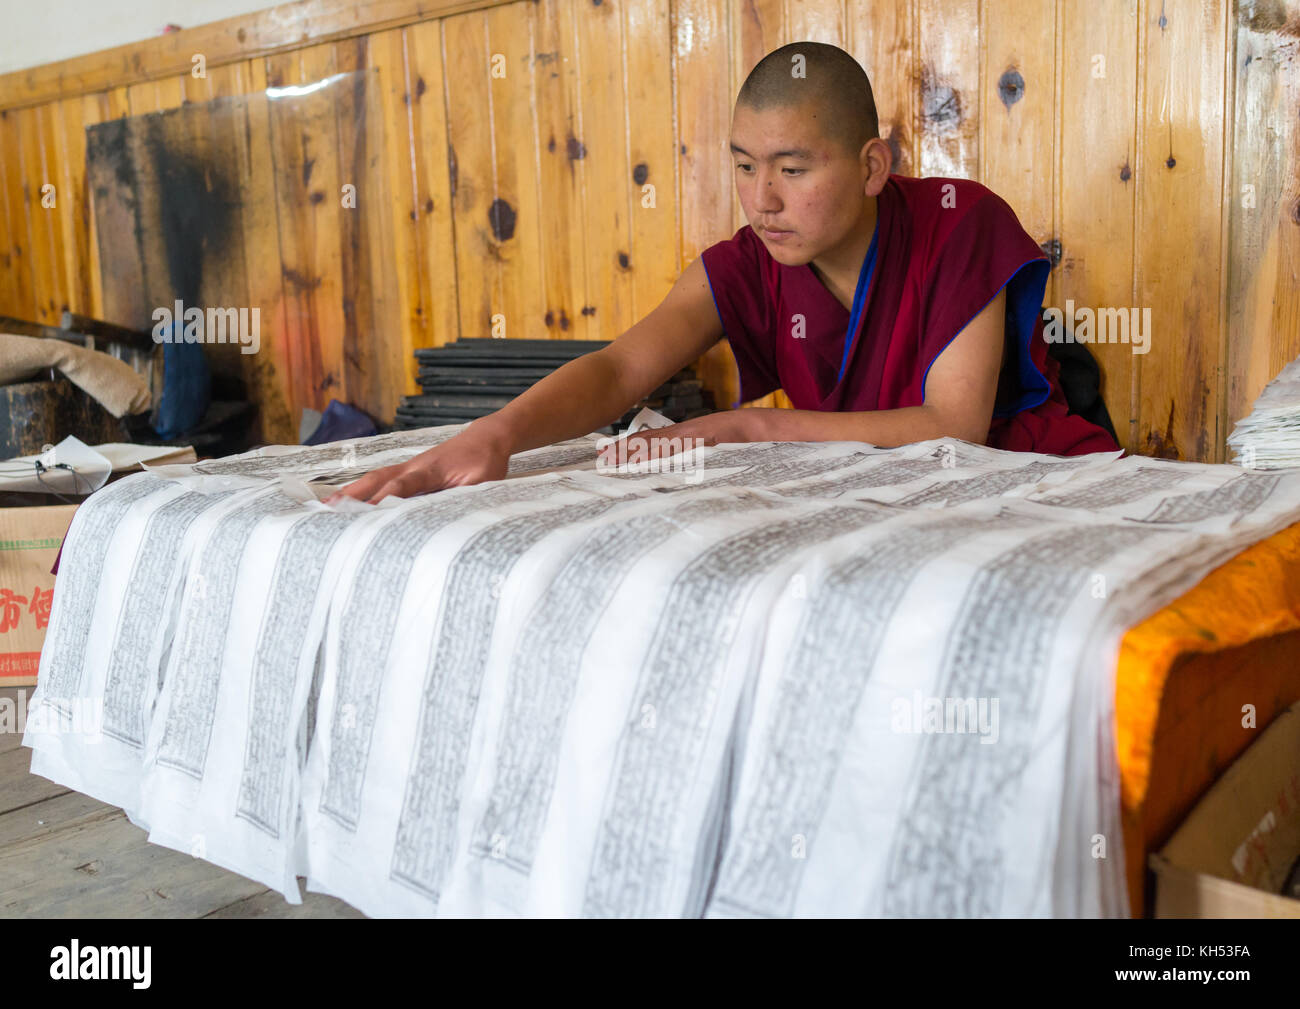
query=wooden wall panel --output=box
[574,0,635,337]
[494,3,548,340]
[404,21,459,354]
[0,110,37,320]
[981,1,1059,308]
[626,0,681,320]
[1225,1,1300,442]
[266,43,348,416]
[675,0,737,407]
[443,12,502,343]
[1058,0,1141,452]
[525,0,588,340]
[848,0,916,177]
[916,0,980,179]
[235,59,296,444]
[1134,0,1228,461]
[0,0,1293,463]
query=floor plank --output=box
[205,887,366,919]
[0,745,69,815]
[0,687,32,755]
[0,808,270,917]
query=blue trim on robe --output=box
[919,257,1053,419]
[837,222,880,385]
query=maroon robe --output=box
[700,174,1120,456]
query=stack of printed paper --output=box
[23,419,1300,917]
[1228,355,1300,469]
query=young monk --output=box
[331,41,1118,504]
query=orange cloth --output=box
[1116,519,1300,915]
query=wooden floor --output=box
[0,687,364,918]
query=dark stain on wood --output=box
[447,143,458,199]
[548,135,557,152]
[310,190,325,204]
[617,251,629,268]
[488,197,516,241]
[997,68,1025,110]
[1145,401,1181,459]
[1291,197,1300,225]
[282,267,323,291]
[302,155,315,186]
[885,123,905,172]
[1166,155,1176,168]
[544,309,554,326]
[1120,161,1132,182]
[922,67,962,131]
[1039,238,1062,268]
[566,134,586,160]
[680,143,688,155]
[1242,0,1300,37]
[424,198,434,214]
[415,76,426,100]
[144,114,239,307]
[633,162,648,185]
[580,305,596,316]
[558,308,571,331]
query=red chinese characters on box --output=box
[0,505,78,688]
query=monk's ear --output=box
[860,137,892,196]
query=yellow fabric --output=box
[1116,519,1300,810]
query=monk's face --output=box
[729,101,881,266]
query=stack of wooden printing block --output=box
[395,338,713,434]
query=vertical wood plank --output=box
[442,12,500,344]
[1225,1,1300,441]
[676,0,738,407]
[0,110,19,313]
[1134,0,1228,461]
[50,97,93,317]
[21,105,70,324]
[981,0,1058,306]
[846,0,916,177]
[0,110,37,319]
[783,0,844,44]
[488,1,548,340]
[573,0,635,337]
[526,0,588,340]
[237,57,296,444]
[1058,0,1140,451]
[916,0,980,179]
[265,43,347,422]
[624,0,680,321]
[372,27,427,397]
[405,21,460,353]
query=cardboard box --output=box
[1150,703,1300,917]
[0,505,78,687]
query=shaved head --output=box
[736,42,879,159]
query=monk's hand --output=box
[597,411,751,467]
[325,423,510,504]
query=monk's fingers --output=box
[326,469,390,502]
[364,465,443,504]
